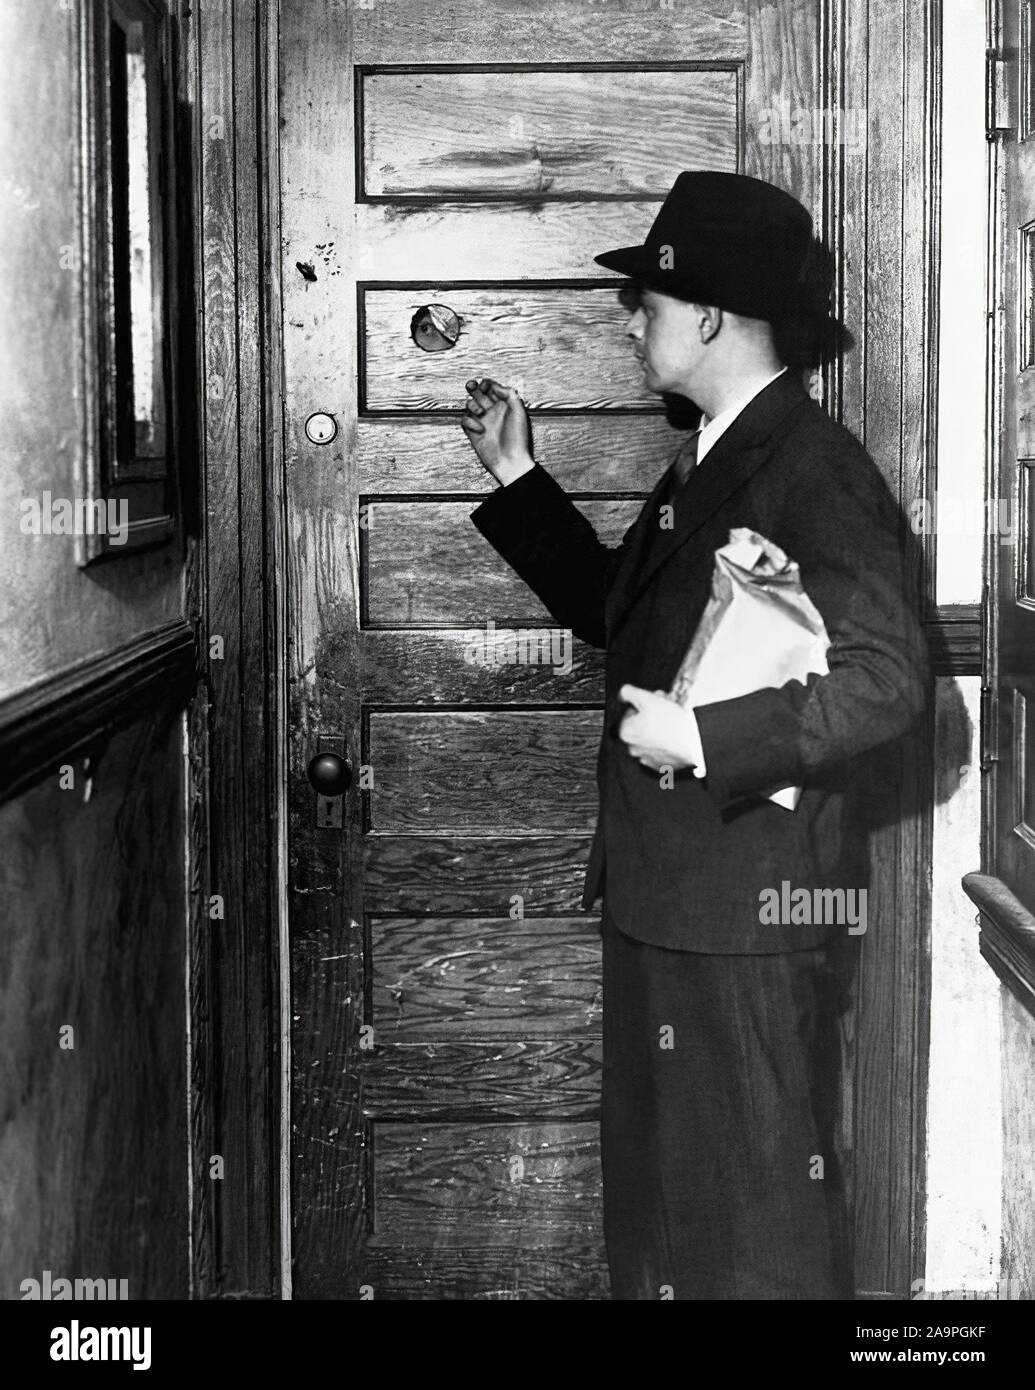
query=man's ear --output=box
[697,304,723,344]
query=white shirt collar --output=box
[696,367,788,464]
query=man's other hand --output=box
[618,684,704,774]
[460,378,535,486]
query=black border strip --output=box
[0,618,197,804]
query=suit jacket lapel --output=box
[606,373,811,637]
[605,459,681,623]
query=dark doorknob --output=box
[307,752,352,795]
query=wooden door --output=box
[969,2,1035,942]
[992,0,1035,912]
[279,0,828,1300]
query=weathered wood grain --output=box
[742,0,820,214]
[363,1040,603,1120]
[187,0,283,1299]
[353,0,747,65]
[359,1240,610,1300]
[0,711,188,1299]
[1001,988,1035,1297]
[281,0,367,1301]
[362,287,653,411]
[362,68,738,198]
[361,630,606,703]
[366,710,602,833]
[363,498,638,626]
[369,916,603,1039]
[357,201,668,280]
[364,834,594,914]
[837,0,935,1300]
[371,1121,603,1247]
[356,413,678,494]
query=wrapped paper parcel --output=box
[669,527,831,810]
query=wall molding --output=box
[963,870,1035,1018]
[0,619,196,805]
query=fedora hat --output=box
[594,170,825,324]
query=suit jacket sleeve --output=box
[693,441,930,808]
[469,463,632,648]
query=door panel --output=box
[363,500,635,626]
[372,1122,602,1243]
[366,712,600,831]
[350,0,746,65]
[369,916,602,1040]
[360,631,604,702]
[355,415,676,494]
[362,286,658,411]
[281,0,823,1299]
[360,66,739,198]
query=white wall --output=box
[921,0,1003,1297]
[935,0,987,605]
[923,677,1001,1296]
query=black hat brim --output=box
[593,245,649,277]
[593,243,711,304]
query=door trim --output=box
[819,0,937,1298]
[182,0,288,1300]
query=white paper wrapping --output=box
[669,527,830,810]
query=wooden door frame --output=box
[186,0,952,1300]
[181,0,289,1300]
[821,0,942,1299]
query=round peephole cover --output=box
[410,304,461,352]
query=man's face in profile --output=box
[620,283,706,399]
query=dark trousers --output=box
[601,908,853,1300]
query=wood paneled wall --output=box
[0,704,189,1300]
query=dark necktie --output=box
[665,427,701,504]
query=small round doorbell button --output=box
[305,411,337,445]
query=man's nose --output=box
[625,308,645,340]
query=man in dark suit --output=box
[460,172,928,1300]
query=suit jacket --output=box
[470,372,929,952]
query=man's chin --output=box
[641,367,680,396]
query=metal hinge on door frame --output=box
[980,581,1000,771]
[987,46,1013,140]
[980,682,1000,769]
